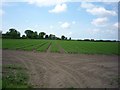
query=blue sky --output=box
[1,0,119,40]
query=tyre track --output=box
[16,51,83,88]
[51,58,118,88]
[33,53,76,88]
[3,50,119,88]
[3,50,45,88]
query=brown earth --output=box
[2,50,119,88]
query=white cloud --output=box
[80,2,117,29]
[80,2,96,9]
[113,22,118,28]
[2,0,120,3]
[27,0,65,7]
[49,4,67,13]
[81,2,117,17]
[27,0,67,13]
[111,22,120,30]
[61,22,71,29]
[91,17,108,26]
[87,7,117,17]
[59,21,75,29]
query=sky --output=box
[0,0,119,40]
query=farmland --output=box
[2,39,120,88]
[2,1,119,88]
[2,39,120,55]
[2,49,119,88]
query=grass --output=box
[110,75,120,86]
[4,64,26,70]
[2,39,120,55]
[0,80,2,89]
[2,64,31,88]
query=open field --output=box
[2,39,119,88]
[2,39,120,55]
[2,1,119,89]
[2,50,119,88]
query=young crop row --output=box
[50,41,60,53]
[2,39,51,52]
[23,42,47,51]
[2,39,37,49]
[59,40,119,55]
[36,41,51,52]
[2,39,120,55]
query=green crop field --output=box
[59,40,119,55]
[2,39,120,55]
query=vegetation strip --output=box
[50,41,60,53]
[34,42,48,51]
[2,39,120,55]
[2,64,30,88]
[36,42,51,52]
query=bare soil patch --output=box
[2,50,119,88]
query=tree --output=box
[48,34,52,39]
[49,34,56,40]
[22,35,26,39]
[84,39,90,41]
[65,37,67,40]
[32,31,38,39]
[0,30,2,38]
[61,35,65,40]
[91,39,94,41]
[69,37,71,40]
[25,30,38,39]
[25,30,34,39]
[56,37,61,40]
[45,35,48,39]
[6,28,20,39]
[52,35,56,40]
[39,32,46,39]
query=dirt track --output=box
[2,50,119,88]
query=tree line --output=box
[2,28,71,40]
[1,28,118,42]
